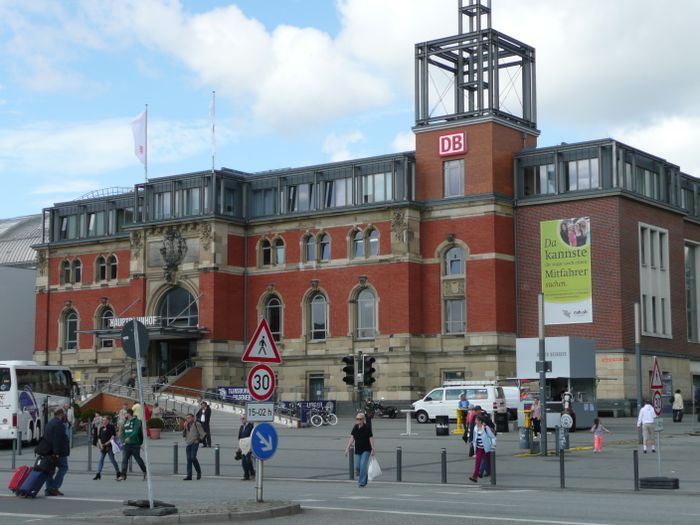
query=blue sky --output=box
[1,0,700,218]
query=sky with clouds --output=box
[1,0,699,218]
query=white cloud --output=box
[323,131,364,162]
[391,132,415,152]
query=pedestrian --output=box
[182,413,207,480]
[637,399,656,453]
[196,401,212,447]
[469,414,496,483]
[93,416,120,480]
[237,415,256,480]
[457,393,470,429]
[63,402,74,441]
[117,402,129,433]
[125,373,136,389]
[117,409,147,481]
[476,408,496,478]
[132,401,142,421]
[91,412,102,446]
[44,407,70,496]
[530,398,541,437]
[343,412,375,488]
[672,389,684,422]
[589,417,610,453]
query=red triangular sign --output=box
[650,357,663,389]
[242,319,282,364]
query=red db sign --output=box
[438,132,467,156]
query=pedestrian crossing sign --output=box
[650,357,663,389]
[242,319,282,364]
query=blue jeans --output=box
[354,451,370,487]
[241,452,255,478]
[46,456,68,492]
[186,442,201,478]
[97,447,120,474]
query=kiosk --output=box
[516,336,597,430]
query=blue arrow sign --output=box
[251,422,278,461]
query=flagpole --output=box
[145,104,148,183]
[211,91,216,174]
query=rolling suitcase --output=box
[8,465,32,494]
[17,468,50,498]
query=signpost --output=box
[251,422,278,503]
[246,364,276,402]
[246,402,275,422]
[650,356,663,476]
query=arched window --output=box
[61,260,71,284]
[368,229,379,256]
[356,288,376,339]
[108,255,118,280]
[353,230,364,258]
[444,246,465,275]
[158,287,198,327]
[100,307,114,348]
[319,233,331,261]
[305,235,316,262]
[261,239,272,266]
[64,309,79,350]
[96,256,107,281]
[274,238,285,265]
[309,293,327,340]
[72,259,82,283]
[264,296,282,341]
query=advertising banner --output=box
[218,386,251,402]
[540,217,592,324]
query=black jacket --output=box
[45,416,70,457]
[238,422,254,439]
[196,406,211,425]
[97,423,117,448]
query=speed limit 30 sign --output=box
[247,363,276,401]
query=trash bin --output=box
[435,415,449,436]
[519,427,530,449]
[495,412,509,433]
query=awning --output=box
[78,326,208,341]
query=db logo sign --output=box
[438,132,467,156]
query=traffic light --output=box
[363,356,376,386]
[342,355,355,386]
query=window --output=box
[309,293,327,340]
[356,288,376,339]
[444,246,464,275]
[444,159,464,197]
[361,172,392,204]
[154,191,172,220]
[319,234,331,261]
[445,299,466,334]
[184,187,201,215]
[352,229,378,258]
[305,235,316,262]
[59,215,78,240]
[72,259,82,283]
[353,230,364,258]
[324,178,352,208]
[264,296,282,342]
[223,189,236,215]
[117,208,134,232]
[108,255,118,280]
[261,240,272,266]
[61,260,71,284]
[100,308,114,348]
[87,212,105,237]
[96,256,107,281]
[523,164,556,196]
[64,309,78,350]
[287,183,313,212]
[686,244,699,342]
[274,238,285,265]
[639,223,671,337]
[158,287,198,327]
[368,229,379,256]
[566,158,599,191]
[252,188,275,216]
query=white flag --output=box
[131,110,147,165]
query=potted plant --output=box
[146,417,165,439]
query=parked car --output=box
[412,382,507,424]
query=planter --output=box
[149,428,161,440]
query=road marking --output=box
[0,513,57,519]
[339,495,516,507]
[302,505,617,525]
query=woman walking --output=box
[344,413,375,488]
[93,416,121,480]
[469,415,496,483]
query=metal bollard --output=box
[87,440,92,471]
[17,431,22,456]
[11,436,16,469]
[215,444,220,476]
[348,447,354,480]
[633,450,639,491]
[490,450,496,485]
[440,448,447,483]
[173,442,178,474]
[559,446,565,489]
[396,447,402,482]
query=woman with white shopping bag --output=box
[344,413,376,487]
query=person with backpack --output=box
[116,409,147,481]
[182,413,207,480]
[469,414,496,483]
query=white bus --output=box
[0,361,74,443]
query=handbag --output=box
[367,456,382,481]
[34,437,52,457]
[468,443,475,457]
[34,455,57,474]
[239,437,251,454]
[110,436,123,452]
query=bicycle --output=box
[309,407,338,427]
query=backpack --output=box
[34,437,52,457]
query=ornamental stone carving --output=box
[130,231,143,257]
[36,250,48,276]
[199,222,213,251]
[442,278,465,297]
[391,209,408,241]
[160,227,188,282]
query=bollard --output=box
[87,440,92,471]
[173,442,178,474]
[396,447,402,482]
[440,448,447,484]
[633,450,639,491]
[490,450,496,486]
[11,436,16,470]
[559,446,565,489]
[348,446,354,480]
[17,431,22,456]
[215,444,220,476]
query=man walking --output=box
[117,409,147,480]
[637,399,656,453]
[196,401,212,448]
[237,415,255,480]
[344,412,375,488]
[45,407,70,496]
[182,413,206,480]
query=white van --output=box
[412,382,507,424]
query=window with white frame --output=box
[356,288,377,339]
[566,158,599,191]
[72,259,82,283]
[309,293,327,341]
[264,296,282,342]
[319,233,331,261]
[100,308,114,348]
[64,309,79,350]
[108,255,118,279]
[639,223,670,337]
[686,243,700,342]
[96,256,107,281]
[444,159,464,197]
[304,235,316,262]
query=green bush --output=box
[146,417,165,429]
[79,408,97,423]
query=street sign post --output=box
[242,319,282,364]
[651,357,663,389]
[246,364,276,402]
[246,402,275,422]
[251,422,279,503]
[652,390,663,417]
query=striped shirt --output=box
[475,429,484,449]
